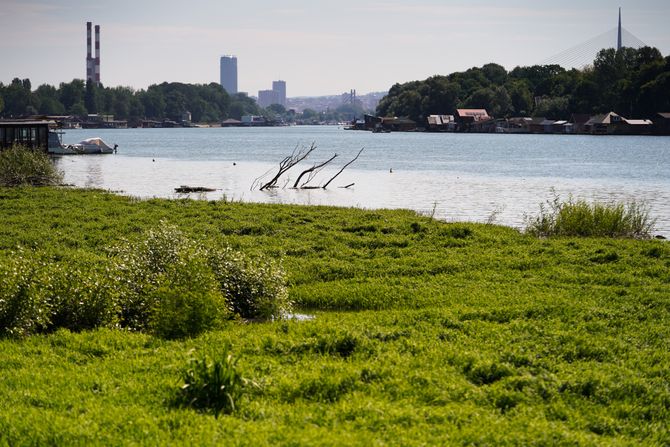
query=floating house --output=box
[654,113,670,135]
[427,115,456,132]
[0,119,53,152]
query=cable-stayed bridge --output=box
[539,8,648,68]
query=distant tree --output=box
[267,103,286,115]
[84,80,99,114]
[59,80,86,112]
[301,108,318,120]
[127,96,145,126]
[490,86,513,118]
[533,97,569,120]
[140,89,166,119]
[505,79,533,115]
[69,101,88,117]
[482,63,508,85]
[464,87,496,111]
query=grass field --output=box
[1,187,669,445]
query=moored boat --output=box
[48,130,117,155]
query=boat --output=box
[48,130,117,155]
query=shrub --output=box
[0,143,63,186]
[148,251,228,339]
[41,258,119,332]
[176,349,251,417]
[208,247,291,320]
[0,254,50,337]
[112,224,229,337]
[111,224,195,330]
[525,194,656,238]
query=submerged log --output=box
[175,185,216,193]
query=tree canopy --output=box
[0,79,263,125]
[376,47,670,122]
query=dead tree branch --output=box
[322,148,364,189]
[259,143,316,190]
[293,154,338,188]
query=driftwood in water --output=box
[253,144,363,190]
[175,185,216,193]
[257,143,316,190]
[293,154,338,188]
[322,148,364,189]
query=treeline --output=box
[0,79,262,125]
[377,47,670,122]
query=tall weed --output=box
[176,349,252,417]
[525,194,655,238]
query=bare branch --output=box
[293,154,338,188]
[322,148,364,189]
[259,143,317,191]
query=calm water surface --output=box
[56,126,670,237]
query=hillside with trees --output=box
[376,47,670,122]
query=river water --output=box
[55,126,670,237]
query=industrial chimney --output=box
[86,22,93,82]
[94,24,101,85]
[85,22,101,86]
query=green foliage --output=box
[148,252,227,340]
[0,144,63,187]
[377,46,670,120]
[41,258,119,332]
[525,194,656,238]
[0,255,49,337]
[112,224,230,337]
[0,79,259,124]
[208,248,291,320]
[176,349,250,417]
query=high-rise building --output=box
[220,56,238,94]
[272,80,286,107]
[258,80,287,108]
[86,22,101,85]
[258,89,280,108]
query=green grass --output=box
[1,187,669,445]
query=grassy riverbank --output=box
[1,187,669,445]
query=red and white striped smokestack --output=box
[87,22,92,58]
[94,25,100,84]
[86,22,93,82]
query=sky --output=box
[1,0,669,97]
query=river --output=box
[55,126,670,237]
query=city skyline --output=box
[1,0,669,97]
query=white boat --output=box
[48,130,117,155]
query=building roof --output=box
[456,109,489,116]
[585,112,625,125]
[624,119,653,125]
[570,114,591,124]
[0,119,55,126]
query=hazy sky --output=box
[1,0,669,97]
